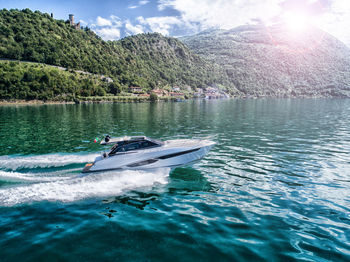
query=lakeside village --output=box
[76,82,231,103]
[78,72,231,102]
[128,85,230,100]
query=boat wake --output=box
[0,169,76,182]
[0,153,99,170]
[0,154,170,206]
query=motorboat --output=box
[82,136,215,173]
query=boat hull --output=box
[83,142,214,173]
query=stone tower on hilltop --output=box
[69,14,81,29]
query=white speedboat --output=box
[82,136,215,173]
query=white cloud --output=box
[90,0,350,46]
[110,15,123,27]
[158,0,350,45]
[158,0,282,29]
[128,0,150,9]
[79,19,87,27]
[125,21,144,35]
[96,16,112,26]
[92,15,123,40]
[318,0,350,45]
[95,27,121,40]
[137,16,183,35]
[139,0,150,5]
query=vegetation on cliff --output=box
[0,61,113,100]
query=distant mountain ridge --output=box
[181,24,350,98]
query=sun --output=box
[283,11,310,34]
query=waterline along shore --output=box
[0,100,76,105]
[0,96,222,105]
[0,97,167,105]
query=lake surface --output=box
[0,99,349,261]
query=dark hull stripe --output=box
[157,148,200,159]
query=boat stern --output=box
[82,163,94,173]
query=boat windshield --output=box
[109,139,160,155]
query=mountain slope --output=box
[181,24,350,97]
[0,8,232,98]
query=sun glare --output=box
[283,12,310,34]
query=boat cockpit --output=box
[104,136,163,156]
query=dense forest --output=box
[0,8,233,100]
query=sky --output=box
[0,0,349,46]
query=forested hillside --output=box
[182,25,350,97]
[0,61,113,100]
[0,8,233,100]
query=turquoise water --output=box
[0,99,349,261]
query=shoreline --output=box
[0,100,76,106]
[1,96,343,106]
[0,99,157,106]
[0,97,185,105]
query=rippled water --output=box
[0,99,349,261]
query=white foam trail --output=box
[0,169,79,183]
[0,153,99,170]
[0,168,170,206]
